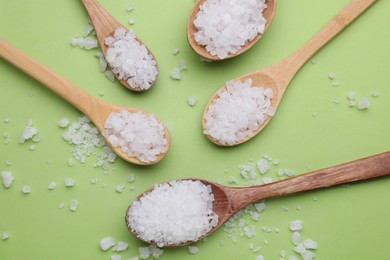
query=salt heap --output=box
[203,79,274,145]
[193,0,267,59]
[105,27,158,90]
[103,110,167,163]
[127,180,218,247]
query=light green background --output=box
[0,0,389,259]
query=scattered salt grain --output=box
[1,171,13,188]
[172,48,180,55]
[193,0,267,59]
[328,72,336,80]
[22,186,31,194]
[70,199,79,211]
[90,177,99,184]
[289,220,303,231]
[29,145,36,151]
[113,241,129,252]
[58,202,65,209]
[58,118,70,128]
[64,178,75,187]
[67,158,75,167]
[372,90,379,97]
[255,255,265,260]
[293,243,306,254]
[254,202,266,213]
[262,177,272,184]
[347,92,356,101]
[48,181,57,190]
[128,174,135,183]
[203,79,274,145]
[187,96,197,106]
[332,81,340,87]
[139,247,150,259]
[111,255,121,260]
[170,68,181,80]
[188,246,199,254]
[303,239,318,250]
[291,231,301,246]
[19,120,38,144]
[126,3,134,12]
[301,250,316,260]
[71,36,98,50]
[129,18,135,25]
[357,97,370,110]
[115,184,125,193]
[83,23,94,37]
[2,232,9,240]
[257,159,270,174]
[127,180,218,246]
[103,110,167,163]
[104,28,158,90]
[100,236,116,251]
[105,70,116,82]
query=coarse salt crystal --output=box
[290,220,303,231]
[58,118,70,128]
[357,97,370,110]
[303,239,318,249]
[22,186,31,194]
[48,181,57,190]
[100,236,116,251]
[70,199,79,211]
[187,96,197,106]
[2,232,9,240]
[64,178,75,187]
[19,120,38,144]
[111,255,121,260]
[1,171,14,188]
[113,241,129,252]
[188,246,199,254]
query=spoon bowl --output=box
[187,0,276,61]
[0,39,170,165]
[203,0,377,145]
[126,151,390,246]
[81,0,158,91]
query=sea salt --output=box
[1,171,13,188]
[357,97,370,110]
[187,96,197,106]
[70,199,79,211]
[22,186,31,194]
[58,118,70,128]
[188,246,199,254]
[111,255,121,260]
[112,241,129,252]
[100,236,116,251]
[203,79,274,145]
[48,181,57,190]
[127,180,218,246]
[289,220,303,231]
[2,232,9,240]
[103,110,168,163]
[193,0,267,59]
[19,120,38,143]
[64,178,75,187]
[104,27,158,90]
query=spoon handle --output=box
[0,39,107,121]
[268,0,377,86]
[227,152,390,211]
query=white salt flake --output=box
[116,184,125,193]
[357,97,370,110]
[48,181,57,190]
[303,239,318,249]
[111,255,121,260]
[328,72,336,79]
[100,236,116,251]
[2,232,10,240]
[22,186,31,194]
[293,243,306,254]
[64,178,75,187]
[105,28,157,90]
[254,202,266,213]
[170,68,181,80]
[58,118,70,128]
[203,79,274,145]
[113,241,129,252]
[70,199,79,211]
[126,3,134,12]
[257,159,270,174]
[129,18,135,25]
[291,231,301,246]
[1,171,14,188]
[187,96,197,106]
[172,48,180,55]
[139,247,150,259]
[290,220,303,231]
[58,202,65,209]
[19,120,38,144]
[188,246,199,254]
[128,174,135,183]
[372,90,379,97]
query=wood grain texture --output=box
[187,0,276,61]
[81,0,158,92]
[203,0,377,146]
[0,39,170,165]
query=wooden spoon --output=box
[126,151,390,246]
[203,0,377,146]
[81,0,158,92]
[187,0,276,61]
[0,39,170,166]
